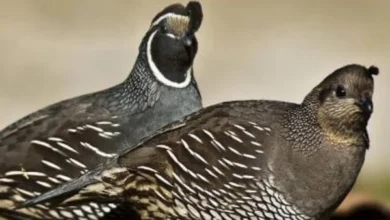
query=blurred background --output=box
[0,0,389,217]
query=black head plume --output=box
[185,1,203,35]
[151,4,185,26]
[311,64,378,91]
[367,65,379,77]
[150,1,202,36]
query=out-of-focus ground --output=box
[0,0,389,218]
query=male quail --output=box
[20,64,379,220]
[0,1,203,218]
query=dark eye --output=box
[335,85,347,98]
[160,25,168,34]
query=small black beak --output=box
[356,98,373,115]
[182,36,196,61]
[183,36,192,47]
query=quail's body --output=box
[20,64,378,220]
[0,63,201,168]
[0,1,204,219]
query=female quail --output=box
[20,64,379,220]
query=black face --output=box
[150,26,198,83]
[316,64,377,129]
[146,1,203,86]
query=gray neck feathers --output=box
[100,54,161,114]
[282,101,324,153]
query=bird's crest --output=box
[150,1,203,37]
[367,65,379,76]
[166,15,190,37]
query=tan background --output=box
[0,0,389,205]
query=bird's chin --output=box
[351,113,371,129]
[348,107,371,120]
[339,112,370,130]
[357,111,372,122]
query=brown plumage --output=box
[18,64,378,220]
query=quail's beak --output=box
[182,35,195,60]
[182,36,192,47]
[356,98,373,115]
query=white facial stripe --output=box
[151,13,188,28]
[147,30,192,88]
[166,33,178,39]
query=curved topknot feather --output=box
[186,1,203,34]
[151,4,186,25]
[368,65,379,76]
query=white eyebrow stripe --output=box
[166,33,177,39]
[151,13,188,28]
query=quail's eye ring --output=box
[335,85,347,98]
